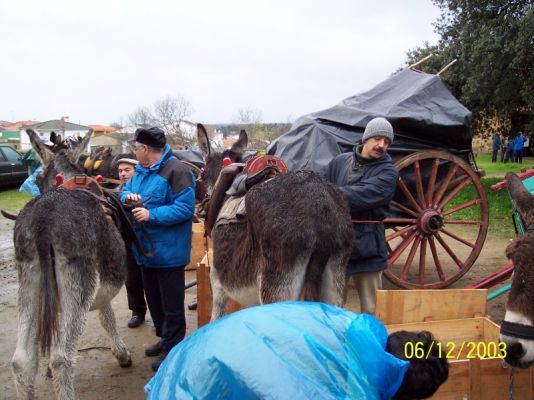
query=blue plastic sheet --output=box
[19,164,42,197]
[145,302,408,400]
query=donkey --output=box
[196,124,354,320]
[11,129,131,400]
[500,172,534,368]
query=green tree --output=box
[404,1,534,136]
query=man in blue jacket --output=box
[325,117,398,314]
[121,127,196,372]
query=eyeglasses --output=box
[130,143,145,152]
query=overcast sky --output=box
[1,1,441,126]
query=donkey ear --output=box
[27,129,54,166]
[197,123,211,160]
[67,128,92,164]
[230,129,248,155]
[506,172,534,226]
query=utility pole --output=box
[60,116,69,138]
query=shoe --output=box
[127,314,145,328]
[151,350,170,372]
[145,341,163,357]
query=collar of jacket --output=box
[134,144,173,175]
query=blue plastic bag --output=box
[145,302,408,400]
[19,164,43,197]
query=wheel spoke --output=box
[445,220,482,225]
[419,237,428,285]
[435,233,465,270]
[414,161,426,208]
[426,158,440,207]
[390,200,419,218]
[433,164,459,207]
[388,229,417,268]
[442,198,481,217]
[437,176,472,211]
[383,218,418,225]
[428,236,446,281]
[387,225,417,241]
[400,234,422,280]
[441,228,476,248]
[397,177,423,212]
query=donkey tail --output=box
[36,239,60,355]
[302,250,328,301]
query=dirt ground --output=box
[0,216,511,399]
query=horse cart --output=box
[268,68,488,289]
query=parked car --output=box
[0,145,29,188]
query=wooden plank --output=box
[375,289,488,324]
[186,222,211,269]
[196,251,245,327]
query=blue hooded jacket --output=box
[120,145,195,268]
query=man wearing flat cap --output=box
[120,127,196,372]
[325,117,398,315]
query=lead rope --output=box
[509,366,515,400]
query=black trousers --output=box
[125,251,147,317]
[141,266,186,351]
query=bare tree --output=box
[127,106,156,129]
[153,96,194,146]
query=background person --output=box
[513,131,526,163]
[117,158,147,329]
[120,127,195,372]
[491,131,501,163]
[325,117,398,314]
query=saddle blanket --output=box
[215,195,247,227]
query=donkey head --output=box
[28,128,92,193]
[501,172,534,368]
[196,123,247,198]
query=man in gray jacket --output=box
[325,117,398,314]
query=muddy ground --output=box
[0,215,511,399]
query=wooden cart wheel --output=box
[383,150,489,289]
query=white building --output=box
[20,120,90,151]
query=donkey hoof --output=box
[119,358,132,368]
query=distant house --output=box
[87,124,123,154]
[20,120,90,150]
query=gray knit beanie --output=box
[362,117,394,143]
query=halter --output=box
[500,320,534,340]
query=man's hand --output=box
[132,207,150,222]
[126,193,142,203]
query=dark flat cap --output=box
[134,127,166,148]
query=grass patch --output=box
[0,188,32,214]
[447,177,515,238]
[474,154,534,176]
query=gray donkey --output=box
[11,129,131,400]
[196,124,354,320]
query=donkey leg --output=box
[11,262,40,400]
[260,254,309,303]
[98,302,132,367]
[319,255,347,307]
[49,271,94,400]
[210,268,229,321]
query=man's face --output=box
[361,136,391,159]
[118,163,135,183]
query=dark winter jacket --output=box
[325,145,398,274]
[120,145,196,268]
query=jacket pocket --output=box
[351,224,381,260]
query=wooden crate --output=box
[196,251,244,327]
[377,290,534,399]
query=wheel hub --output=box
[418,209,443,234]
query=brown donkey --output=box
[500,172,534,368]
[196,124,354,320]
[11,129,131,399]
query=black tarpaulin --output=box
[267,68,473,172]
